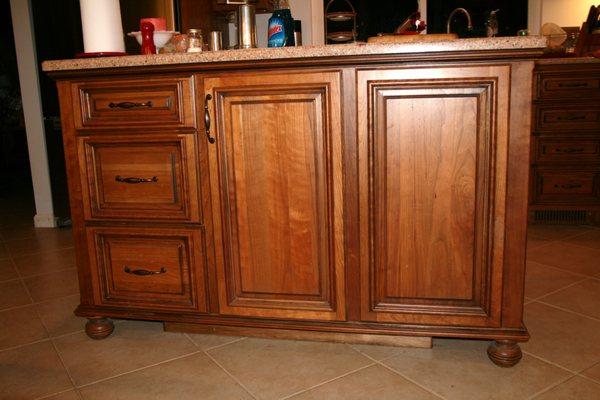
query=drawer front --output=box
[534,137,600,164]
[79,135,200,221]
[535,106,600,133]
[73,77,195,130]
[88,227,207,311]
[532,169,599,204]
[536,73,600,99]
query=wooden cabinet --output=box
[49,48,538,367]
[530,62,600,223]
[357,66,510,327]
[202,71,346,321]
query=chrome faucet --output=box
[446,8,473,34]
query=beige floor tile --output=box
[40,390,82,400]
[186,333,245,350]
[54,320,198,386]
[36,294,85,337]
[289,364,439,400]
[527,242,600,276]
[208,338,373,400]
[541,279,600,320]
[562,229,600,250]
[0,242,9,259]
[581,362,600,382]
[350,343,414,361]
[5,229,74,257]
[382,339,569,400]
[0,279,32,310]
[0,341,73,400]
[525,261,584,299]
[534,376,600,400]
[23,268,79,302]
[527,235,554,250]
[0,258,18,281]
[523,302,600,371]
[0,305,48,350]
[528,225,591,241]
[0,224,41,241]
[79,352,252,400]
[14,247,76,277]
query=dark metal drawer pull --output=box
[115,176,158,184]
[554,183,583,189]
[555,147,585,153]
[108,101,153,109]
[557,82,589,88]
[124,266,167,276]
[556,115,587,121]
[204,94,216,144]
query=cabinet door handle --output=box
[555,147,585,153]
[558,82,589,88]
[204,94,216,144]
[124,266,167,276]
[556,114,587,121]
[115,176,158,184]
[108,101,153,109]
[554,183,583,189]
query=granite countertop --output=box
[42,36,547,72]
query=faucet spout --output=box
[446,8,473,34]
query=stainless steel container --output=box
[209,31,223,51]
[237,3,257,49]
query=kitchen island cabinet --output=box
[43,37,545,367]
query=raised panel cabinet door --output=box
[202,70,345,321]
[357,65,511,327]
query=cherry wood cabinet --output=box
[530,61,600,224]
[49,49,538,367]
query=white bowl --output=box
[127,31,178,52]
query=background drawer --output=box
[88,226,207,311]
[534,106,600,133]
[79,135,200,221]
[533,137,600,164]
[73,76,195,130]
[536,73,600,100]
[532,169,599,204]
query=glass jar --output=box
[187,29,203,53]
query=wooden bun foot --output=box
[487,340,522,367]
[85,318,114,340]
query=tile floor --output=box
[1,196,599,399]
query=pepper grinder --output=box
[140,22,156,55]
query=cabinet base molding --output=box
[164,322,433,349]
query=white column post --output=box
[9,0,56,227]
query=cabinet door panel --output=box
[358,66,510,327]
[203,71,345,321]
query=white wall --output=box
[529,0,596,35]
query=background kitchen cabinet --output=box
[202,70,346,321]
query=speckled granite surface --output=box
[42,36,547,72]
[536,56,600,65]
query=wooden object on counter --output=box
[530,59,600,224]
[48,43,540,366]
[367,33,458,44]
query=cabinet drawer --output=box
[88,227,207,311]
[532,169,599,204]
[536,73,600,100]
[73,76,195,130]
[534,137,600,164]
[79,135,200,221]
[534,106,600,133]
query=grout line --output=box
[576,372,600,386]
[346,343,447,400]
[33,387,80,400]
[531,299,600,323]
[0,337,53,353]
[528,277,590,302]
[18,265,79,280]
[203,349,260,400]
[527,259,593,279]
[75,350,205,389]
[203,336,248,352]
[521,350,580,374]
[525,374,577,400]
[50,338,81,396]
[278,362,376,400]
[554,240,600,253]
